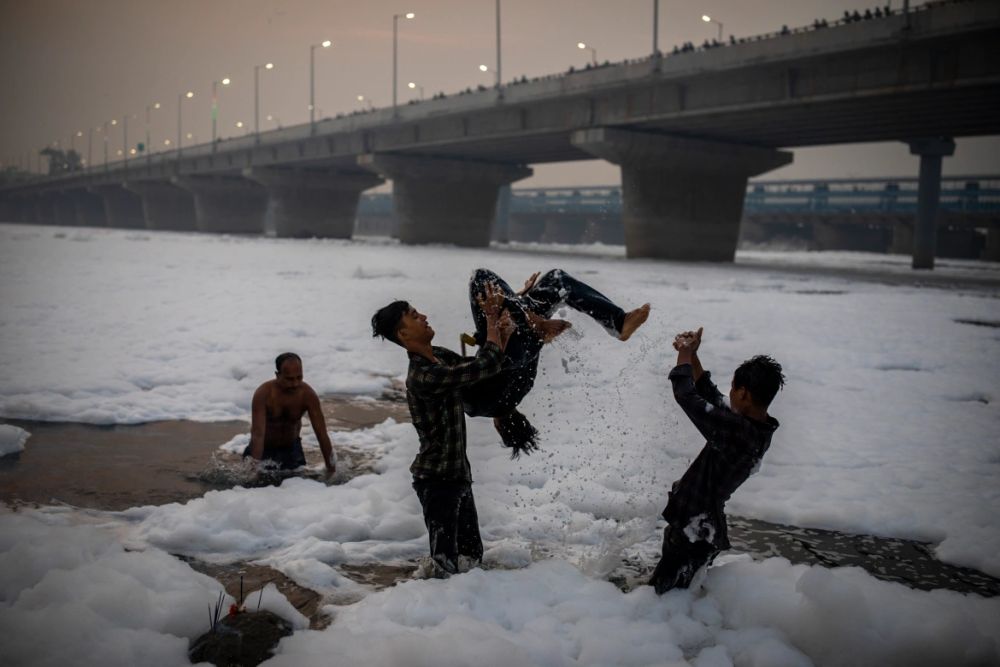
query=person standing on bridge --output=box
[244,352,336,476]
[460,268,650,457]
[648,328,783,594]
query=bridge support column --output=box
[492,185,513,243]
[907,138,955,270]
[35,196,57,225]
[8,197,37,224]
[126,181,197,231]
[984,223,1000,262]
[73,190,107,227]
[173,175,268,234]
[94,185,146,228]
[243,167,383,238]
[53,192,80,226]
[358,154,532,247]
[572,128,792,261]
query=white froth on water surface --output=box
[1,224,999,665]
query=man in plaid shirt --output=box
[650,327,784,594]
[372,284,513,576]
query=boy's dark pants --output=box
[648,524,721,594]
[412,478,484,573]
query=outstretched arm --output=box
[305,387,335,474]
[415,284,508,392]
[249,386,267,460]
[671,328,737,439]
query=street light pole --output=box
[495,0,502,90]
[146,102,160,166]
[653,0,659,55]
[123,115,128,171]
[177,91,193,155]
[254,62,274,144]
[310,40,331,134]
[702,15,723,41]
[577,42,597,66]
[392,12,415,118]
[211,78,230,148]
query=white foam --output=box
[0,424,29,456]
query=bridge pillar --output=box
[8,197,37,224]
[53,192,80,226]
[72,190,107,227]
[126,181,197,231]
[492,185,513,243]
[35,195,57,225]
[358,154,532,247]
[907,138,955,270]
[243,167,383,238]
[984,223,1000,262]
[93,185,146,228]
[572,128,792,261]
[173,175,268,234]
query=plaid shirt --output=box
[406,342,503,481]
[663,363,779,549]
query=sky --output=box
[1,0,997,187]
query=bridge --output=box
[353,175,1000,260]
[2,0,999,269]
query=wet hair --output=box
[371,300,410,347]
[274,352,302,373]
[733,355,785,408]
[495,409,539,459]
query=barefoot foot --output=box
[538,318,572,343]
[619,304,650,341]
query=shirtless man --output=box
[244,352,336,474]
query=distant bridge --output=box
[354,175,1000,260]
[2,0,999,268]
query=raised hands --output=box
[477,282,506,321]
[673,327,703,353]
[519,271,541,296]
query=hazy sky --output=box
[1,0,997,187]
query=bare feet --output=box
[526,311,573,343]
[619,303,650,341]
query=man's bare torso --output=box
[259,380,310,450]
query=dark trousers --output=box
[412,478,484,573]
[242,438,307,471]
[648,523,721,594]
[463,268,627,417]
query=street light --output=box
[407,81,424,100]
[254,62,274,143]
[310,40,332,133]
[212,77,231,146]
[392,12,415,117]
[577,41,597,66]
[177,90,194,155]
[357,94,374,110]
[702,14,723,41]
